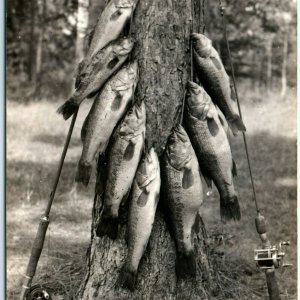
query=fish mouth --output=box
[173,125,188,143]
[191,33,212,57]
[187,81,200,94]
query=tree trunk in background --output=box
[75,0,90,63]
[265,35,274,92]
[280,32,288,98]
[28,0,36,82]
[77,1,216,299]
[35,0,46,95]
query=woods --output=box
[7,0,296,101]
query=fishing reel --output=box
[25,284,52,300]
[254,241,292,270]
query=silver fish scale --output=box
[185,110,235,199]
[193,50,235,120]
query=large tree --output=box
[77,0,217,299]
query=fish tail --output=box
[117,266,137,291]
[220,195,241,223]
[96,216,119,240]
[57,98,78,120]
[175,251,196,279]
[227,114,246,135]
[75,160,92,186]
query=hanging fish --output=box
[96,102,146,239]
[57,38,134,120]
[185,81,241,222]
[161,125,203,279]
[86,0,138,58]
[118,148,161,291]
[191,33,246,135]
[76,61,139,186]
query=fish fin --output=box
[57,98,78,120]
[192,213,201,234]
[117,266,137,291]
[81,115,89,142]
[75,161,92,186]
[107,56,120,69]
[137,188,149,207]
[227,114,246,135]
[123,141,135,161]
[210,56,222,70]
[218,114,225,127]
[111,91,123,111]
[230,84,237,102]
[207,118,219,137]
[200,168,213,189]
[175,251,197,279]
[96,216,118,240]
[220,195,241,223]
[182,168,194,189]
[232,159,237,177]
[86,90,100,99]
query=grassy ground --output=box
[6,83,297,299]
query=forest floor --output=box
[6,83,297,299]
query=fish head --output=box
[114,38,134,56]
[136,148,159,188]
[120,102,146,138]
[191,33,212,58]
[186,81,212,120]
[166,125,192,170]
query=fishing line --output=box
[218,0,259,213]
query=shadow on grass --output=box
[7,130,297,299]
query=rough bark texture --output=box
[78,1,215,299]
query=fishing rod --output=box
[218,2,292,300]
[20,110,78,300]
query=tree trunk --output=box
[77,0,216,299]
[28,0,36,82]
[76,0,90,63]
[280,32,288,98]
[35,0,46,95]
[265,35,274,92]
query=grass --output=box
[6,82,297,299]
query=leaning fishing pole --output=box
[19,109,78,300]
[218,2,292,300]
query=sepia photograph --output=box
[6,0,297,299]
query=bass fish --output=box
[161,125,203,279]
[87,0,138,58]
[57,38,134,120]
[185,81,241,222]
[76,61,139,186]
[96,102,146,239]
[191,33,246,135]
[118,148,161,290]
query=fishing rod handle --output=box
[266,269,281,300]
[20,216,49,299]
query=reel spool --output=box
[26,285,52,300]
[254,241,292,270]
[254,213,292,271]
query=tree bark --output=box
[78,0,215,299]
